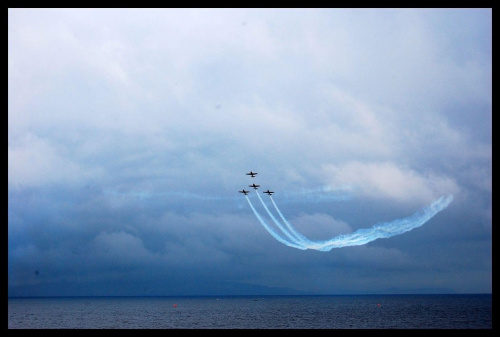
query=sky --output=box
[8,8,491,297]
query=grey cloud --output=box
[9,8,491,296]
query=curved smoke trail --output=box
[269,196,313,247]
[253,194,453,251]
[245,195,306,250]
[306,194,454,251]
[255,191,304,246]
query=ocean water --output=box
[8,294,491,329]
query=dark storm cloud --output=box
[9,8,491,296]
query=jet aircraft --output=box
[239,189,250,195]
[249,183,260,190]
[263,190,274,195]
[246,171,258,177]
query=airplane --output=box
[249,183,260,190]
[239,189,250,195]
[246,171,258,177]
[263,190,274,195]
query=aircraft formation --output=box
[240,172,273,195]
[238,171,454,251]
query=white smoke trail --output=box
[103,189,240,201]
[308,194,454,251]
[252,194,453,251]
[269,196,314,247]
[255,191,304,246]
[245,195,306,250]
[280,186,352,204]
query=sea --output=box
[8,294,492,329]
